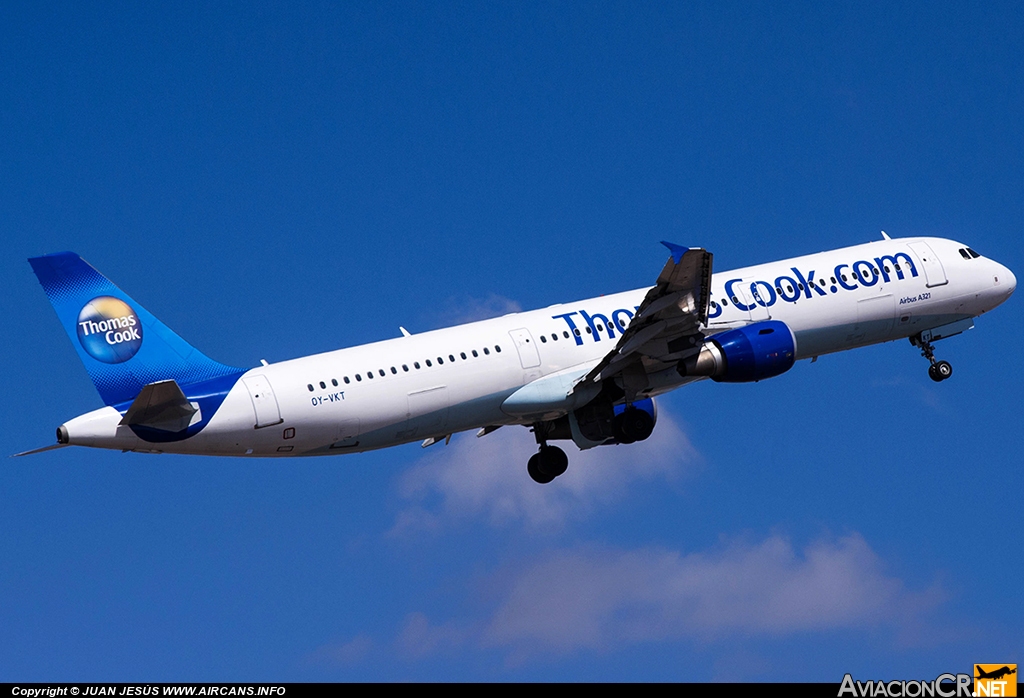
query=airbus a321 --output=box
[19,235,1015,483]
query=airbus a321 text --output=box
[18,235,1015,484]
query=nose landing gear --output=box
[911,334,953,382]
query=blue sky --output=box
[1,1,1021,681]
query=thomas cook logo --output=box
[975,665,1017,697]
[76,296,143,363]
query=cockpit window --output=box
[967,248,981,258]
[959,248,971,259]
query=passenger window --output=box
[344,376,350,384]
[449,354,455,362]
[563,331,569,338]
[495,345,501,352]
[367,372,374,379]
[307,384,314,392]
[552,334,558,341]
[402,365,409,372]
[830,277,836,284]
[472,350,478,357]
[895,264,901,271]
[722,299,728,306]
[574,329,581,336]
[356,374,362,381]
[426,359,432,367]
[711,301,718,308]
[585,327,592,334]
[483,347,490,355]
[540,335,547,343]
[414,362,421,369]
[320,381,326,389]
[332,379,338,387]
[731,296,739,303]
[391,367,397,374]
[436,357,443,364]
[379,369,385,377]
[460,352,467,359]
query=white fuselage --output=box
[61,237,1016,456]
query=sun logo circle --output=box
[76,296,143,363]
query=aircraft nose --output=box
[1001,263,1016,297]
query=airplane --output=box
[975,666,1016,681]
[17,234,1016,484]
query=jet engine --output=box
[678,320,796,383]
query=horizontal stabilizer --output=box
[11,443,70,458]
[119,380,198,433]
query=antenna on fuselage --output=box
[399,326,411,337]
[881,230,891,240]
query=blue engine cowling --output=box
[710,320,796,382]
[613,397,657,423]
[677,320,796,383]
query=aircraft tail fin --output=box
[29,252,243,407]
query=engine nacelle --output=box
[612,397,657,425]
[556,396,659,449]
[678,320,796,383]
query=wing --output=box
[572,241,713,401]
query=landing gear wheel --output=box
[912,334,952,383]
[614,408,655,443]
[527,453,555,484]
[538,445,568,478]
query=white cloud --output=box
[431,293,524,327]
[480,533,935,655]
[394,612,468,659]
[329,533,940,667]
[391,406,697,532]
[306,635,374,667]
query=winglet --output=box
[660,241,689,264]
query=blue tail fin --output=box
[29,252,244,406]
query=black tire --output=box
[538,445,568,478]
[928,364,942,382]
[935,360,952,381]
[528,453,555,484]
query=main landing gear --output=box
[527,422,569,484]
[910,334,953,382]
[527,445,568,484]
